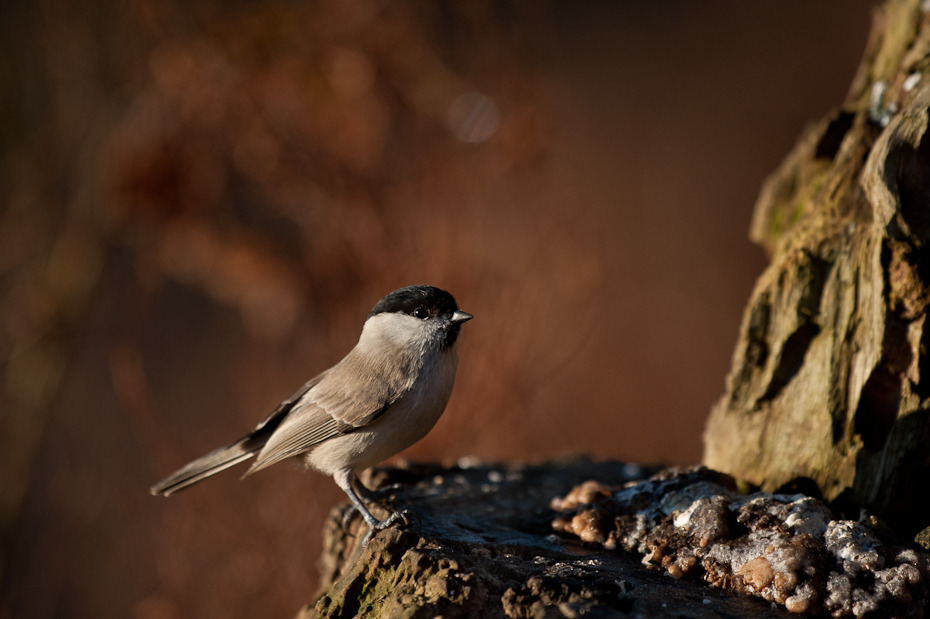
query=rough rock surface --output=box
[303,460,815,618]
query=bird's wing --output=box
[244,359,399,475]
[249,371,328,437]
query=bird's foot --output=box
[359,510,408,547]
[371,509,408,530]
[341,505,359,530]
[342,505,409,534]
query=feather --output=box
[150,438,257,496]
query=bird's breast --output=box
[304,347,459,475]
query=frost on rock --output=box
[551,467,930,617]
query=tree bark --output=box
[703,0,930,534]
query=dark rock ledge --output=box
[301,460,929,618]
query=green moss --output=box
[355,565,398,616]
[764,163,833,252]
[314,559,400,618]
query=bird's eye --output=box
[413,306,430,319]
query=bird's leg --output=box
[334,470,406,532]
[351,475,379,501]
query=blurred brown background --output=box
[0,1,875,617]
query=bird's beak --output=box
[451,310,473,324]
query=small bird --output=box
[150,285,472,530]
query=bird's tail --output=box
[150,437,258,497]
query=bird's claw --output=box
[371,509,408,530]
[342,506,409,532]
[359,510,409,546]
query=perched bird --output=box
[150,285,472,530]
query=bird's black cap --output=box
[369,285,460,318]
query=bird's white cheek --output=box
[358,313,428,351]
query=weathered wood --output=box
[704,0,930,534]
[301,460,799,618]
[305,461,930,617]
